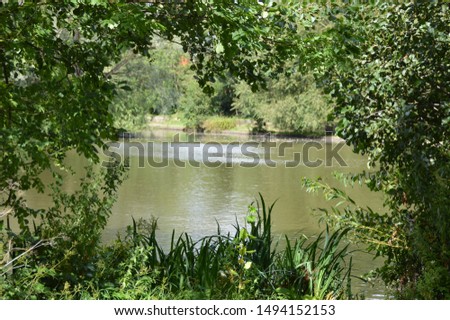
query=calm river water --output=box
[27,130,386,298]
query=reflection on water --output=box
[26,130,386,298]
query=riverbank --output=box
[134,115,344,143]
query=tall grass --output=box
[93,194,353,299]
[274,227,352,299]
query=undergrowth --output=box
[1,194,353,300]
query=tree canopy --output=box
[304,1,450,298]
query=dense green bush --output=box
[0,161,126,299]
[303,1,450,299]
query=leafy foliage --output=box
[109,43,184,129]
[108,42,238,131]
[1,162,125,299]
[303,1,450,298]
[233,72,331,134]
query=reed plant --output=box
[88,194,353,299]
[273,227,352,299]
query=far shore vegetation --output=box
[110,40,333,137]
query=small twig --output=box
[1,239,55,276]
[0,206,13,219]
[103,56,132,78]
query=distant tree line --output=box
[109,39,332,134]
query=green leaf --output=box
[215,42,224,54]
